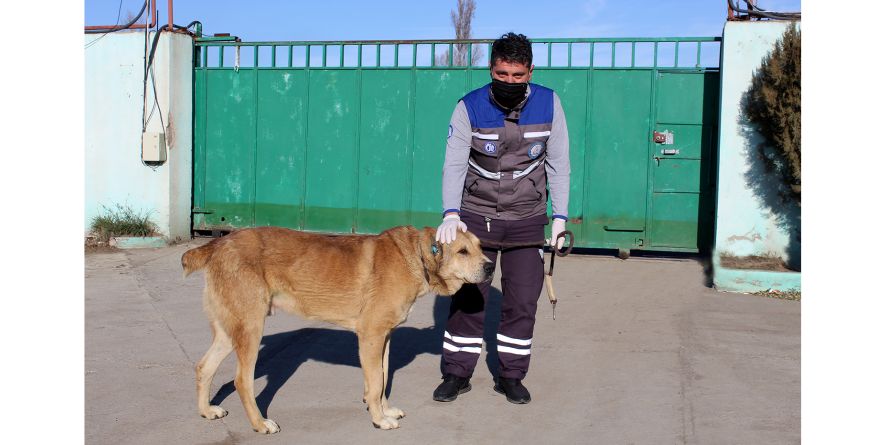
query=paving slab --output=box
[85,239,799,444]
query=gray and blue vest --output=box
[460,83,554,219]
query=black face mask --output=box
[490,78,528,109]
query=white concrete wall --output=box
[715,20,800,270]
[85,32,193,242]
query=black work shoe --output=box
[433,374,472,402]
[494,377,531,404]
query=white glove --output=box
[435,214,467,244]
[551,218,566,250]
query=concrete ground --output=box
[85,239,799,444]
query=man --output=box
[434,32,570,404]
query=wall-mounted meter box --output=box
[142,132,167,162]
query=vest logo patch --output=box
[528,142,544,159]
[484,142,497,154]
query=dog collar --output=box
[422,243,440,285]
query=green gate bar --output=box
[193,36,721,253]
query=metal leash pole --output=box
[545,230,573,320]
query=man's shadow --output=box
[209,288,502,417]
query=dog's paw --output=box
[383,406,405,419]
[372,416,400,430]
[200,406,228,420]
[254,419,281,434]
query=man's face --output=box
[490,59,533,84]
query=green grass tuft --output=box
[89,204,159,242]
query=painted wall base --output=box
[109,236,168,249]
[712,255,801,293]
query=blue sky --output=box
[85,0,802,42]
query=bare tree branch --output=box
[436,0,485,67]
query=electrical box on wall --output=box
[142,132,167,162]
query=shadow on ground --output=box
[565,247,714,288]
[209,288,504,417]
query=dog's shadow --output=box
[210,287,504,417]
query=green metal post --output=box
[590,41,595,67]
[696,41,702,68]
[567,42,572,67]
[631,42,636,67]
[675,42,680,67]
[653,42,658,68]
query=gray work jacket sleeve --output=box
[545,92,571,217]
[441,101,472,214]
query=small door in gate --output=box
[647,70,719,252]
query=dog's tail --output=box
[181,242,217,277]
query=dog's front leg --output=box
[380,334,404,420]
[358,331,400,430]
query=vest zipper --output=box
[485,217,491,232]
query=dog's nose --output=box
[483,262,495,275]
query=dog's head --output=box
[421,227,493,295]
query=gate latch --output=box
[653,130,674,145]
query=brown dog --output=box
[182,225,491,433]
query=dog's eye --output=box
[458,248,468,255]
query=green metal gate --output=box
[193,36,720,252]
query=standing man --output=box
[434,32,570,404]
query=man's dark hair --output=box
[490,32,532,68]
